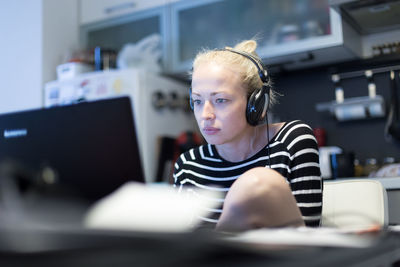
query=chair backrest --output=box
[322,179,388,229]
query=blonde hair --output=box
[192,40,278,107]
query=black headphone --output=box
[189,48,271,126]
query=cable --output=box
[265,113,271,169]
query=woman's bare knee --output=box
[222,167,290,207]
[216,167,304,232]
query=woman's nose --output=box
[202,101,215,120]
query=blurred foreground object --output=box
[0,160,90,229]
[85,182,222,232]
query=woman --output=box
[173,40,322,232]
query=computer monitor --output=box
[0,97,144,202]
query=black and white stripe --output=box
[173,120,322,227]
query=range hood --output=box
[329,0,400,35]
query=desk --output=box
[0,227,399,267]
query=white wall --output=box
[42,0,80,87]
[0,0,43,114]
[0,0,79,115]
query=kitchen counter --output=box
[370,177,400,190]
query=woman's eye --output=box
[193,99,202,105]
[216,98,227,104]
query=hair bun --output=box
[233,40,257,54]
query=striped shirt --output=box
[173,120,322,227]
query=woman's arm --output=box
[286,122,322,227]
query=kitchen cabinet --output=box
[80,4,170,69]
[79,0,363,74]
[80,0,171,25]
[169,0,361,73]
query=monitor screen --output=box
[0,97,144,201]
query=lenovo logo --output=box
[4,129,28,139]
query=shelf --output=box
[316,95,386,121]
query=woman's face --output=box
[191,61,249,145]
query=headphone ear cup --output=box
[246,86,270,126]
[246,88,264,126]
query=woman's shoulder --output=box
[274,120,314,140]
[272,120,317,151]
[175,144,219,165]
[267,120,319,160]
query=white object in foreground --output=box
[84,182,221,232]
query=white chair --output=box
[321,179,389,229]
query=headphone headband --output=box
[216,48,269,84]
[190,47,271,126]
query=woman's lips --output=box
[202,127,220,135]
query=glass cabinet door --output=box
[80,6,169,70]
[170,0,340,72]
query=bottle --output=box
[365,70,376,98]
[332,74,344,103]
[354,159,364,177]
[364,158,379,177]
